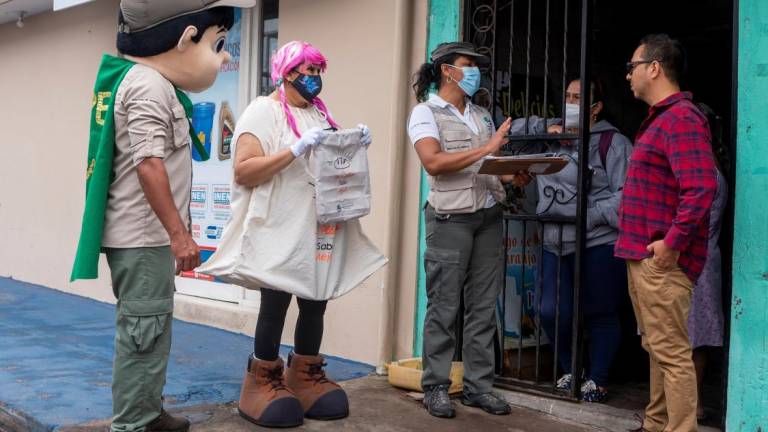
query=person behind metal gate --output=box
[515,77,633,403]
[618,34,717,432]
[408,41,527,419]
[688,103,728,423]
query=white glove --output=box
[290,126,325,157]
[357,123,372,147]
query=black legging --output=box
[253,288,328,361]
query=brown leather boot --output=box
[144,409,190,432]
[285,352,349,420]
[238,355,304,428]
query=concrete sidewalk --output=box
[59,376,603,432]
[0,277,372,431]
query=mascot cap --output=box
[119,0,256,33]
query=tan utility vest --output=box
[424,102,506,214]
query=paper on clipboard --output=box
[478,154,568,175]
[484,152,557,160]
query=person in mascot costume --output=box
[70,1,256,431]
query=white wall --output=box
[0,0,119,304]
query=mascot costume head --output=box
[116,1,255,91]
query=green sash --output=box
[70,54,208,281]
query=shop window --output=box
[260,0,279,95]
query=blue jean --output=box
[540,244,625,387]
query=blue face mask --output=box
[447,65,482,97]
[289,72,323,102]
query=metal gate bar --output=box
[542,0,551,127]
[570,0,593,402]
[523,0,532,134]
[507,0,514,125]
[561,0,569,135]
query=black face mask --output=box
[289,72,323,102]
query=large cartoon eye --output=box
[214,36,226,53]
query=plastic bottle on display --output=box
[219,102,235,160]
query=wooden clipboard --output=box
[478,155,568,175]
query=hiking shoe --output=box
[237,355,304,428]
[285,352,349,421]
[144,409,190,432]
[423,385,455,418]
[461,392,512,415]
[556,373,573,390]
[580,379,608,403]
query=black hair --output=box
[697,102,728,174]
[117,7,235,57]
[638,33,687,85]
[566,75,607,121]
[412,53,460,102]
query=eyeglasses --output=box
[625,59,663,73]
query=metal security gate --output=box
[463,0,593,400]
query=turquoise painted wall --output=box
[727,0,768,429]
[413,0,462,356]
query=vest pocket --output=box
[443,130,473,152]
[433,173,475,213]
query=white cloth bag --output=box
[196,98,387,301]
[313,129,372,224]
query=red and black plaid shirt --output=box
[615,92,717,282]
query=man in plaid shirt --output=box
[617,34,717,432]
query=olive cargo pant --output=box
[106,246,175,432]
[421,204,503,395]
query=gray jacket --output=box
[510,118,633,255]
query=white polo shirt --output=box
[407,94,497,208]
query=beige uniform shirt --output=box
[102,64,192,248]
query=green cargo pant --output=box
[105,246,175,432]
[421,204,504,395]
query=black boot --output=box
[144,409,190,432]
[461,392,512,415]
[423,385,455,418]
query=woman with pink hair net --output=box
[225,41,376,427]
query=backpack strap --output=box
[597,130,615,168]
